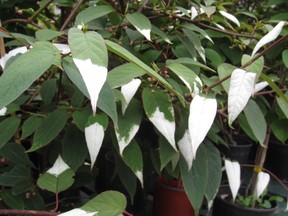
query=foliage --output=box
[0,0,288,215]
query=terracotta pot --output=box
[213,186,278,216]
[153,177,195,216]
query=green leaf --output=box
[159,135,177,170]
[37,156,75,193]
[21,116,42,140]
[282,49,288,69]
[72,107,92,131]
[105,40,185,105]
[180,144,208,214]
[0,41,61,109]
[167,63,202,94]
[166,57,215,72]
[217,63,237,93]
[205,48,224,68]
[0,117,21,149]
[244,100,267,145]
[115,99,142,154]
[126,12,151,41]
[276,96,288,118]
[62,126,88,171]
[35,29,63,41]
[271,119,288,143]
[82,191,127,216]
[241,54,264,81]
[107,63,146,88]
[75,5,113,25]
[37,169,75,193]
[29,109,69,152]
[238,113,258,141]
[261,73,288,105]
[0,142,32,166]
[1,190,24,209]
[122,139,143,185]
[151,25,172,44]
[0,165,31,187]
[204,142,222,207]
[40,79,57,105]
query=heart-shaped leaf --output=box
[225,159,240,202]
[255,172,270,198]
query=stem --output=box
[123,211,134,216]
[60,0,84,32]
[0,210,57,216]
[205,33,288,93]
[1,19,43,29]
[254,88,288,96]
[53,192,59,212]
[29,0,55,21]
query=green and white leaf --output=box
[126,12,151,41]
[59,209,97,216]
[142,88,176,151]
[241,54,264,81]
[0,46,28,69]
[251,21,286,57]
[253,81,268,94]
[151,25,172,44]
[228,69,256,125]
[225,159,240,202]
[107,63,145,88]
[68,28,108,116]
[191,6,204,20]
[37,155,75,193]
[188,95,217,159]
[244,100,267,145]
[167,63,202,96]
[219,11,240,27]
[121,78,141,114]
[85,115,108,169]
[115,99,142,155]
[178,130,193,169]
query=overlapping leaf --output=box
[126,12,151,41]
[225,159,240,202]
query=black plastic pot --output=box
[213,186,278,216]
[265,142,288,182]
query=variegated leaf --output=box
[188,95,217,158]
[59,209,97,216]
[0,107,7,116]
[253,82,268,95]
[85,115,108,169]
[126,12,151,41]
[228,69,256,125]
[47,155,70,177]
[68,28,108,116]
[0,46,28,69]
[191,6,204,20]
[252,21,286,57]
[225,159,241,202]
[121,78,141,114]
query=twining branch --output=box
[60,0,84,31]
[0,210,58,216]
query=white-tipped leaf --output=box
[253,81,269,94]
[47,155,70,177]
[188,95,217,158]
[0,107,7,116]
[255,172,270,198]
[53,43,71,54]
[252,21,286,57]
[116,124,140,155]
[121,78,141,114]
[85,122,105,169]
[225,159,241,202]
[228,69,256,125]
[219,11,240,27]
[178,130,193,170]
[73,58,107,116]
[59,209,97,216]
[126,12,151,41]
[191,6,204,20]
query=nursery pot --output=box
[265,142,288,182]
[213,186,277,216]
[153,177,195,216]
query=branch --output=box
[1,18,43,29]
[0,210,57,216]
[60,0,84,32]
[29,0,55,21]
[204,33,288,93]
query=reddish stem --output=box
[0,210,57,216]
[123,210,134,216]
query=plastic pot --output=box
[213,186,278,216]
[153,177,195,216]
[265,142,288,182]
